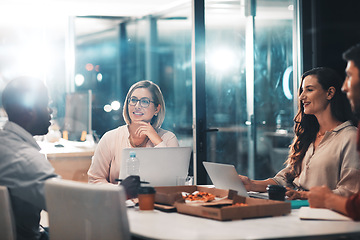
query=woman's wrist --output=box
[324,192,347,215]
[300,191,309,199]
[251,180,269,192]
[148,134,162,146]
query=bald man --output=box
[0,77,59,240]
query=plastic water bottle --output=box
[126,151,140,176]
[276,114,282,130]
[276,110,285,130]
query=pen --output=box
[115,178,150,184]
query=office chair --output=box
[44,179,130,240]
[0,186,16,240]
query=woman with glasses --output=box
[88,80,179,184]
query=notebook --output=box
[203,161,268,199]
[299,207,352,221]
[119,147,192,186]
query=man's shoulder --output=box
[0,131,38,153]
[0,142,45,168]
[0,130,46,175]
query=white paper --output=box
[299,207,352,221]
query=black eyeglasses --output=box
[128,97,156,108]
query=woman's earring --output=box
[154,113,158,116]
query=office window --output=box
[204,0,295,179]
[156,6,193,146]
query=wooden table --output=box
[38,140,96,182]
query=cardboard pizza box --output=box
[154,185,291,221]
[175,194,291,221]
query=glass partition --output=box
[155,5,192,146]
[204,0,295,180]
[72,17,123,138]
[254,1,295,177]
[205,1,248,175]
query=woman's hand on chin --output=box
[130,121,162,145]
[129,121,146,138]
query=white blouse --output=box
[87,125,179,184]
[273,121,360,197]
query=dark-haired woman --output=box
[239,67,360,199]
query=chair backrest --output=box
[0,186,16,240]
[44,179,130,240]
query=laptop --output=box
[203,161,268,199]
[119,147,192,186]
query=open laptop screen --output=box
[203,161,269,199]
[203,161,249,197]
[119,147,192,186]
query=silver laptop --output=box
[119,147,192,186]
[203,161,268,199]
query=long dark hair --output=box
[285,67,356,184]
[343,43,360,71]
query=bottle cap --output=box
[130,151,136,158]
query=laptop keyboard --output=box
[248,192,269,199]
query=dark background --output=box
[301,0,360,76]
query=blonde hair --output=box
[123,80,165,129]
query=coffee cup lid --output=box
[138,186,156,194]
[266,185,286,191]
